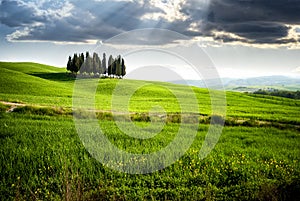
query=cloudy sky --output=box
[0,0,300,78]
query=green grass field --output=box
[0,62,300,200]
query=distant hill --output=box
[224,75,300,86]
[172,76,300,91]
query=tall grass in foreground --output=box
[0,111,299,200]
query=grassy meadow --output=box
[0,62,299,200]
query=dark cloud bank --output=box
[0,0,299,45]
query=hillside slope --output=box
[0,62,299,124]
[0,62,299,200]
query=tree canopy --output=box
[67,52,126,78]
[253,89,300,99]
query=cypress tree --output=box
[102,53,107,75]
[67,56,72,72]
[116,55,122,78]
[79,53,85,71]
[71,53,78,73]
[112,59,117,77]
[93,53,100,74]
[108,55,114,77]
[74,53,81,74]
[121,58,126,78]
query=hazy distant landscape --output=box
[174,76,300,92]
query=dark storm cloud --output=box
[0,0,164,43]
[205,0,300,24]
[0,0,46,27]
[0,0,299,45]
[197,0,300,44]
[214,21,289,43]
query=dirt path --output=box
[0,101,26,113]
[0,101,26,106]
[1,100,299,130]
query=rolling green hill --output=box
[0,62,299,200]
[0,62,299,124]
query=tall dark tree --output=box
[98,54,102,74]
[83,52,93,73]
[79,53,85,71]
[102,53,107,75]
[67,56,72,72]
[121,58,126,78]
[116,55,122,78]
[92,52,101,74]
[112,60,117,77]
[86,56,93,73]
[71,53,80,74]
[74,54,81,74]
[71,54,76,73]
[108,55,114,77]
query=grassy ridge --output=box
[0,62,74,106]
[0,62,299,123]
[0,62,300,200]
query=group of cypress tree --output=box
[67,52,126,78]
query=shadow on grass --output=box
[29,72,75,82]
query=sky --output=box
[0,0,300,79]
